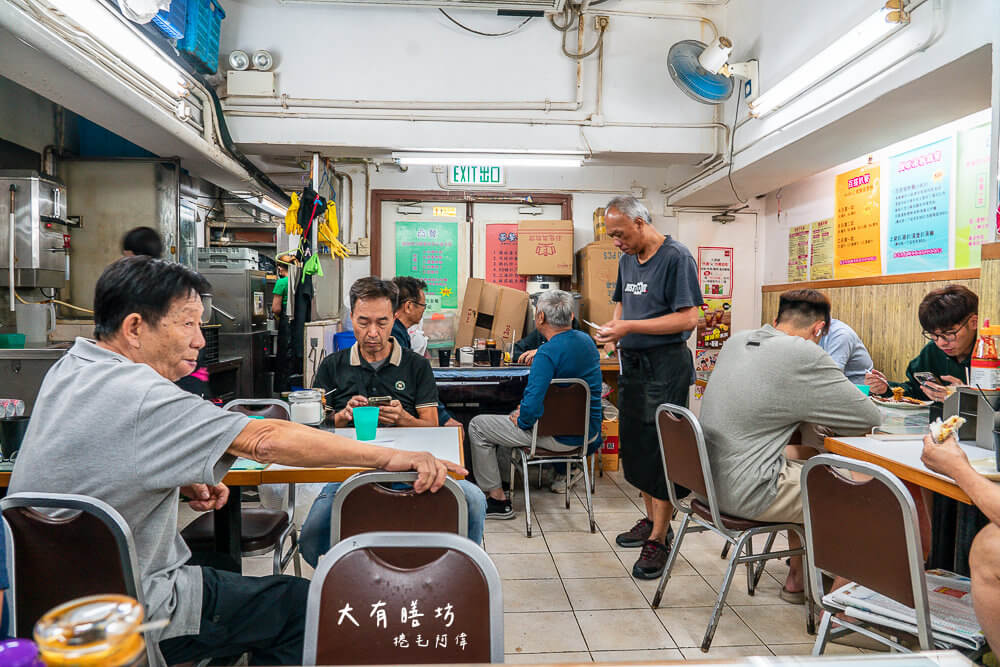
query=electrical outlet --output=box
[630,186,646,199]
[663,205,676,218]
[357,237,371,256]
[345,241,358,256]
[595,15,609,30]
[310,337,319,349]
[431,165,446,174]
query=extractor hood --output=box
[278,0,567,9]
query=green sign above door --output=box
[448,165,505,186]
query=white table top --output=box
[831,436,996,484]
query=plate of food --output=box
[870,387,933,409]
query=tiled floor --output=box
[188,469,877,663]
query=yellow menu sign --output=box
[810,219,834,280]
[834,165,881,278]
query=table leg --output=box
[212,484,242,574]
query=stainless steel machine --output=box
[0,348,66,415]
[943,387,1000,466]
[200,269,271,398]
[0,171,72,292]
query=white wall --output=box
[759,108,991,285]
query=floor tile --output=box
[545,532,611,553]
[504,611,588,653]
[591,649,684,662]
[680,644,772,659]
[554,551,630,579]
[681,548,739,578]
[535,511,595,533]
[654,606,759,647]
[485,514,536,534]
[632,573,719,607]
[770,643,862,656]
[562,577,648,611]
[706,564,788,606]
[502,578,572,612]
[675,529,729,551]
[732,604,816,644]
[485,532,550,554]
[576,609,676,651]
[577,482,630,500]
[525,492,588,514]
[587,496,644,513]
[492,553,558,579]
[593,512,643,534]
[505,652,593,664]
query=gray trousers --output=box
[468,413,577,492]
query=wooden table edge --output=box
[824,437,972,505]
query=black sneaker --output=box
[486,496,514,520]
[632,538,671,579]
[615,518,653,547]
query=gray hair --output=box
[535,289,574,328]
[606,195,651,225]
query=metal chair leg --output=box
[720,543,730,559]
[590,453,597,493]
[522,453,534,537]
[652,513,690,607]
[745,538,755,596]
[581,457,595,533]
[753,531,778,589]
[811,611,833,656]
[700,531,750,651]
[565,462,571,509]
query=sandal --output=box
[779,586,805,605]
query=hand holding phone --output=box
[914,371,943,386]
[367,395,392,407]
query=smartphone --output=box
[581,319,603,331]
[367,395,393,407]
[914,371,942,386]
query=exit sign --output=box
[448,165,505,186]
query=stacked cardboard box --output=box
[517,220,574,276]
[456,278,530,348]
[577,241,622,326]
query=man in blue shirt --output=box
[468,290,603,519]
[819,318,873,384]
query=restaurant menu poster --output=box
[786,224,810,282]
[694,349,718,400]
[834,165,881,278]
[955,123,991,268]
[886,138,952,274]
[484,223,527,291]
[395,221,459,308]
[810,219,834,280]
[697,247,733,299]
[696,299,732,350]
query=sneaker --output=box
[550,469,585,493]
[485,496,514,520]
[632,538,671,579]
[615,517,653,547]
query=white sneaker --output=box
[550,469,585,493]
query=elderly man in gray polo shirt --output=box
[9,256,463,666]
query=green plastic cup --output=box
[353,406,380,441]
[855,383,871,396]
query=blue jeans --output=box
[299,479,486,568]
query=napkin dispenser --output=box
[941,386,1000,450]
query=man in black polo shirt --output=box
[299,277,486,565]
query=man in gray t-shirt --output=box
[9,257,463,666]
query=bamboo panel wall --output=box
[980,243,1000,325]
[762,272,980,381]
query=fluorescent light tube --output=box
[394,152,584,168]
[46,0,188,98]
[748,4,905,117]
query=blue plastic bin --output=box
[178,0,225,74]
[334,331,356,352]
[152,0,187,39]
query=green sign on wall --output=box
[394,221,459,308]
[955,123,991,268]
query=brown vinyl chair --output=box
[802,454,972,653]
[180,399,301,576]
[1,492,158,666]
[652,403,814,651]
[510,378,596,537]
[303,531,503,665]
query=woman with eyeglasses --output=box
[866,285,978,402]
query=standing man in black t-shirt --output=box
[595,196,703,580]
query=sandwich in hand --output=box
[929,416,966,443]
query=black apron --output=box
[619,342,693,500]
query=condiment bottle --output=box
[970,320,1000,390]
[34,595,148,666]
[485,339,497,349]
[288,389,324,425]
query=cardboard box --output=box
[517,220,575,275]
[577,241,622,326]
[456,278,529,349]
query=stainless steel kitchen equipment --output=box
[0,348,65,415]
[942,387,1000,465]
[200,269,270,397]
[0,171,72,291]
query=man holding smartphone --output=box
[867,285,978,402]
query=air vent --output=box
[278,0,566,10]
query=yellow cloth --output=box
[284,192,302,236]
[319,201,350,258]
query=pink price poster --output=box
[485,223,527,290]
[697,247,733,299]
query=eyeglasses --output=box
[922,315,973,343]
[408,300,426,309]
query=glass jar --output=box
[34,595,147,666]
[288,389,324,425]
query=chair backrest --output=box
[223,398,291,420]
[801,455,932,648]
[531,378,590,455]
[1,493,146,648]
[304,532,502,665]
[332,472,467,568]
